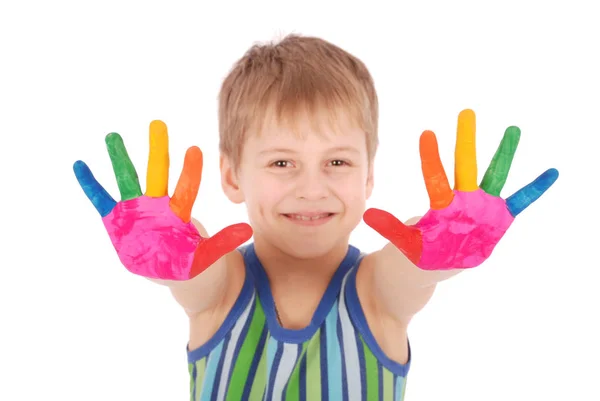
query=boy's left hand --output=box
[363,109,558,270]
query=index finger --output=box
[454,109,478,191]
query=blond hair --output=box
[218,33,379,169]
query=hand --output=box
[363,109,558,270]
[73,120,253,280]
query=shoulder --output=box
[349,250,411,366]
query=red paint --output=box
[102,195,252,280]
[364,188,515,270]
[362,208,423,265]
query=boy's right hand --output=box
[73,120,253,281]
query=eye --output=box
[329,160,349,167]
[270,160,291,168]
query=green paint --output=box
[105,133,142,200]
[480,126,521,196]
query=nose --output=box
[294,167,329,200]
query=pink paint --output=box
[102,195,201,280]
[414,188,514,270]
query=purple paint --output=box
[415,188,514,269]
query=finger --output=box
[105,133,143,200]
[480,126,521,196]
[505,168,559,217]
[189,223,253,278]
[145,120,170,197]
[454,109,478,191]
[73,160,117,217]
[420,130,453,209]
[170,146,203,223]
[363,208,423,265]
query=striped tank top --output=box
[187,243,411,400]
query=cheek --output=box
[333,172,369,206]
[244,174,289,212]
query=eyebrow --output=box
[258,146,360,156]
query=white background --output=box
[1,1,598,400]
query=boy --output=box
[73,34,558,400]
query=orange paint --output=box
[170,146,203,223]
[419,130,454,209]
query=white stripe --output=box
[215,292,256,401]
[338,269,362,401]
[271,343,300,400]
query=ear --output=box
[220,154,245,204]
[366,162,374,199]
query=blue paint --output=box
[506,168,559,217]
[73,160,116,217]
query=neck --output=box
[253,236,349,290]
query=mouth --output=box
[281,212,336,225]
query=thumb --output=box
[189,223,253,278]
[363,208,423,265]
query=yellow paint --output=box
[146,120,170,197]
[454,109,478,191]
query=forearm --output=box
[148,256,230,315]
[372,242,465,320]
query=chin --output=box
[274,225,354,260]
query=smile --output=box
[282,213,336,225]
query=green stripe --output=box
[362,338,379,400]
[383,368,393,400]
[227,300,266,401]
[195,358,206,401]
[306,328,321,401]
[285,342,309,401]
[188,363,194,401]
[249,332,269,401]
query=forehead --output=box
[246,107,367,152]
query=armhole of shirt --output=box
[186,249,255,363]
[343,259,412,377]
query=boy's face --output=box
[221,112,374,258]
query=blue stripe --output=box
[377,362,383,401]
[336,314,349,401]
[325,301,342,400]
[190,363,197,401]
[394,376,403,400]
[199,341,224,401]
[299,346,307,401]
[241,325,269,400]
[225,299,256,388]
[320,320,328,400]
[210,331,231,401]
[265,340,284,401]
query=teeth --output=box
[289,214,330,221]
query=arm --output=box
[363,216,465,323]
